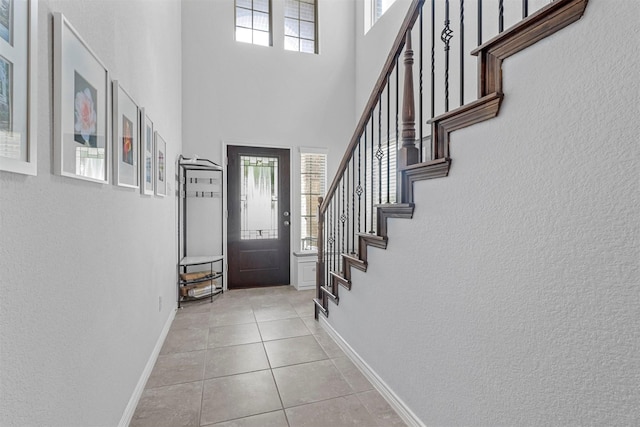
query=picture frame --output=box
[154,131,167,197]
[0,0,37,175]
[140,109,154,195]
[53,12,109,183]
[112,80,139,189]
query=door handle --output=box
[284,220,290,226]
[283,211,290,217]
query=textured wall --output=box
[0,1,182,425]
[328,0,640,424]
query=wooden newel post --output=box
[315,197,325,318]
[398,31,419,170]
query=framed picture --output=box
[53,12,109,183]
[140,109,154,195]
[0,0,37,175]
[112,80,139,188]
[154,132,167,197]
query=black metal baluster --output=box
[419,8,424,161]
[351,155,355,254]
[336,185,340,271]
[370,116,375,233]
[431,0,435,119]
[377,95,383,206]
[460,0,464,106]
[363,125,367,234]
[328,199,333,279]
[345,162,350,254]
[478,0,483,45]
[396,57,400,199]
[334,198,338,274]
[499,0,504,33]
[340,175,345,258]
[324,201,329,288]
[441,0,453,113]
[331,200,338,271]
[386,77,391,203]
[357,139,362,234]
[522,0,528,19]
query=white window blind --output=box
[300,152,326,250]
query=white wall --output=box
[354,0,411,116]
[0,1,182,425]
[181,0,355,260]
[328,0,640,424]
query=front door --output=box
[227,145,291,288]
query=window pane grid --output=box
[236,0,271,46]
[283,0,316,54]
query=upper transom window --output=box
[365,0,397,33]
[235,0,272,46]
[284,0,317,54]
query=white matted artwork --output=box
[112,80,139,188]
[53,12,109,183]
[0,0,37,175]
[154,131,167,197]
[140,109,154,195]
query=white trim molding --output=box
[118,308,176,427]
[319,317,426,427]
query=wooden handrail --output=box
[319,0,425,215]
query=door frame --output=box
[222,140,294,291]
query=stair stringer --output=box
[323,204,414,308]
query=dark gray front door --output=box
[227,145,291,288]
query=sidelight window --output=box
[300,151,326,251]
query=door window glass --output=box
[240,155,279,240]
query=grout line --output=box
[283,390,361,410]
[199,409,287,427]
[198,379,205,427]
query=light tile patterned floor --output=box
[131,286,406,427]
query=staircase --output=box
[314,0,589,319]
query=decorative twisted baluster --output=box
[351,156,355,254]
[340,175,346,256]
[376,95,383,205]
[369,117,375,233]
[356,140,362,234]
[441,0,453,112]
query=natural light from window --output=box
[365,0,397,33]
[235,0,271,46]
[284,0,317,54]
[300,151,326,251]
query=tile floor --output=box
[131,286,406,427]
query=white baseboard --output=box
[319,317,426,427]
[118,308,177,427]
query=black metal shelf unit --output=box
[177,156,224,308]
